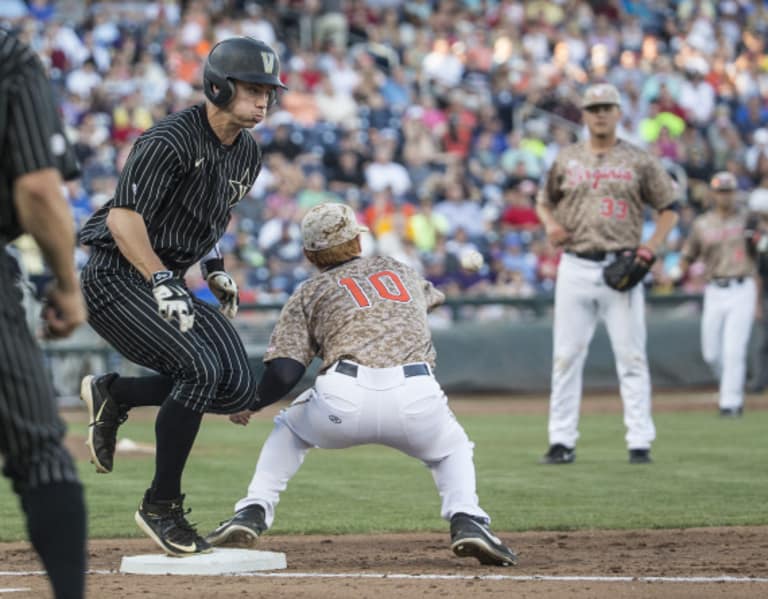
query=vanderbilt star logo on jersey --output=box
[228,168,250,206]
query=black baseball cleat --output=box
[540,443,575,464]
[450,513,517,566]
[80,373,127,473]
[135,490,211,557]
[206,504,267,547]
[628,449,652,464]
[719,407,743,418]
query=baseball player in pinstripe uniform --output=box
[205,203,517,567]
[0,28,87,599]
[678,172,757,417]
[78,37,286,556]
[536,83,679,465]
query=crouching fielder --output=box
[207,202,516,567]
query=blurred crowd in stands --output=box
[4,0,768,308]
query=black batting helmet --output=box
[203,37,287,107]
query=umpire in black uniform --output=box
[0,28,88,598]
[78,37,286,556]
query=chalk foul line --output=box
[2,570,768,583]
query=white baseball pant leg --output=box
[701,279,756,410]
[234,404,312,527]
[548,254,601,448]
[601,283,655,449]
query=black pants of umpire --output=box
[0,251,80,493]
[0,248,87,599]
[80,260,256,414]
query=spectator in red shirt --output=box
[500,181,540,230]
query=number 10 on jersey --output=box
[339,270,412,308]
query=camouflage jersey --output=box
[681,208,755,280]
[264,255,445,371]
[537,140,677,253]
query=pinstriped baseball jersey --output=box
[80,104,262,271]
[682,209,755,280]
[536,140,677,253]
[0,28,79,240]
[79,102,262,414]
[265,256,445,371]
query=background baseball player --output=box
[0,27,87,598]
[77,37,285,556]
[205,202,517,567]
[536,83,679,465]
[678,172,757,417]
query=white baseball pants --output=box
[548,253,655,450]
[234,363,489,528]
[701,278,756,410]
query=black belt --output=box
[567,249,630,261]
[335,360,431,378]
[712,277,746,288]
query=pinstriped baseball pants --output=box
[80,256,256,414]
[0,251,80,494]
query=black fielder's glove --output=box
[602,246,656,291]
[151,270,195,332]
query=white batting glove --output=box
[207,271,239,319]
[151,271,195,333]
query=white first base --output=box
[119,548,287,575]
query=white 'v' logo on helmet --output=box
[261,52,275,73]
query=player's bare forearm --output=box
[106,208,166,281]
[14,168,78,291]
[645,209,679,253]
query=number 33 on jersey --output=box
[264,256,446,370]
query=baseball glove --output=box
[602,246,656,291]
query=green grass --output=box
[1,407,766,541]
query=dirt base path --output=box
[2,526,767,599]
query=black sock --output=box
[150,399,203,501]
[108,375,174,409]
[21,481,87,599]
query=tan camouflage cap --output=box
[581,83,621,108]
[710,171,738,191]
[302,202,369,250]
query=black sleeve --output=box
[6,49,79,181]
[250,357,306,410]
[1,31,79,238]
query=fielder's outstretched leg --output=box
[207,414,312,547]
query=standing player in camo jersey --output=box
[205,202,517,567]
[678,172,757,417]
[78,37,286,556]
[536,83,679,465]
[0,28,87,599]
